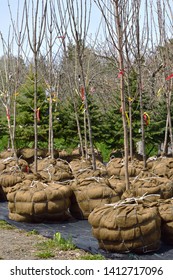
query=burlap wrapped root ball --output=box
[131,176,173,199]
[88,198,161,254]
[158,198,173,244]
[108,176,126,198]
[0,174,23,197]
[106,158,142,178]
[7,180,72,222]
[152,157,173,178]
[30,158,73,182]
[69,158,107,179]
[69,177,121,219]
[0,157,29,199]
[1,157,29,173]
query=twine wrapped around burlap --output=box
[0,157,29,197]
[69,159,92,174]
[0,174,23,195]
[88,195,161,254]
[0,157,29,173]
[71,159,107,179]
[69,177,121,219]
[30,158,73,182]
[106,158,142,178]
[7,180,72,222]
[131,175,173,199]
[108,176,126,198]
[158,198,173,244]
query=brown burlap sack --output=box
[69,177,121,219]
[151,157,173,178]
[106,158,122,177]
[0,174,23,196]
[88,197,161,254]
[7,180,72,222]
[30,158,73,182]
[17,148,59,163]
[0,162,5,171]
[108,176,126,197]
[158,198,173,244]
[0,150,14,159]
[0,157,29,173]
[106,158,142,178]
[131,176,173,199]
[69,159,92,174]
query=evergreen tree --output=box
[15,69,49,148]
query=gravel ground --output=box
[0,227,91,260]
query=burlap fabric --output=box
[108,176,126,198]
[106,158,142,178]
[0,150,14,159]
[0,174,23,196]
[88,197,161,253]
[0,157,29,197]
[0,157,29,173]
[158,198,173,244]
[7,180,72,222]
[151,157,173,178]
[30,158,73,182]
[0,162,5,172]
[69,177,121,219]
[72,159,107,179]
[17,148,59,163]
[131,176,173,199]
[69,159,92,174]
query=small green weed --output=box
[27,229,39,236]
[35,232,76,259]
[36,251,55,259]
[53,232,76,250]
[0,220,15,230]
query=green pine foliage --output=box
[15,69,49,148]
[101,105,124,150]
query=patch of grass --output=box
[53,232,76,250]
[36,251,55,259]
[27,229,39,236]
[79,254,105,260]
[0,220,15,230]
[35,232,76,259]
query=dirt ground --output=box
[0,227,91,260]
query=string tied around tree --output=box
[143,112,150,126]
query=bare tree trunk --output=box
[34,56,38,170]
[163,114,169,155]
[114,0,129,189]
[47,6,54,159]
[138,68,147,167]
[136,3,147,168]
[24,0,47,173]
[67,0,96,170]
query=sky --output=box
[0,0,103,56]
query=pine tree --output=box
[15,68,49,148]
